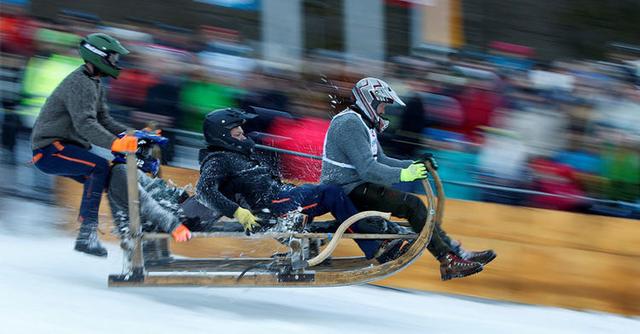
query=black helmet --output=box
[203,108,257,154]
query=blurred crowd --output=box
[1,4,639,218]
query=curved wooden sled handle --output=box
[306,211,392,267]
[308,161,441,273]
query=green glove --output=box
[233,207,260,232]
[400,163,428,182]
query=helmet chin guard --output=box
[351,77,405,132]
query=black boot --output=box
[461,249,496,265]
[375,239,412,264]
[439,252,483,281]
[450,240,497,265]
[74,224,108,257]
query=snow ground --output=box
[0,196,638,334]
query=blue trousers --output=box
[269,184,381,259]
[33,142,110,226]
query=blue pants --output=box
[33,142,110,226]
[269,184,381,259]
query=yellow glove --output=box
[233,207,260,232]
[400,163,428,182]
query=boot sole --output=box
[441,265,484,281]
[475,252,497,266]
[74,245,108,257]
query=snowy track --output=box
[0,197,637,334]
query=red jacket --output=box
[529,159,585,211]
[268,116,329,182]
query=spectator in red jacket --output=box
[268,115,329,183]
[529,158,587,211]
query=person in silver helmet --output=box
[321,77,496,281]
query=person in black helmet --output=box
[195,108,406,262]
[31,33,139,257]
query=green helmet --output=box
[78,33,129,78]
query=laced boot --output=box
[451,240,496,265]
[460,249,496,265]
[439,252,483,281]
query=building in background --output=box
[27,0,466,68]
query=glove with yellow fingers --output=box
[400,162,428,182]
[233,207,260,233]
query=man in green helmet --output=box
[31,33,139,257]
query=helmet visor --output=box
[107,52,120,66]
[372,86,405,107]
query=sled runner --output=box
[108,152,442,287]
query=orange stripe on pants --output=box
[32,153,43,163]
[51,153,96,167]
[271,198,291,204]
[53,141,65,151]
[301,203,318,210]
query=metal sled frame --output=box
[108,151,443,288]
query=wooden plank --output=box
[145,257,369,273]
[125,148,144,276]
[441,200,640,257]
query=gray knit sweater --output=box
[31,66,127,150]
[320,109,412,193]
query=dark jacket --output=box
[195,146,292,218]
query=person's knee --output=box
[96,157,110,171]
[318,184,345,202]
[404,193,426,210]
[404,194,427,228]
[321,184,343,196]
[91,157,110,176]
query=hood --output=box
[198,147,222,165]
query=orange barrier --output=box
[56,166,640,315]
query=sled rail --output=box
[144,231,417,240]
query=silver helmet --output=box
[351,77,405,132]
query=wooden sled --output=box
[108,151,443,288]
